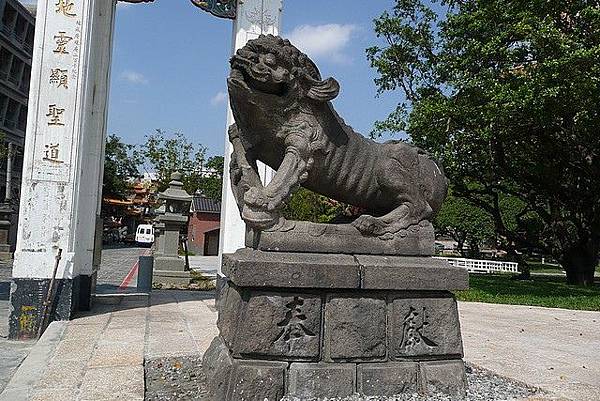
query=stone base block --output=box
[288,363,356,399]
[153,270,191,286]
[204,337,467,400]
[8,276,84,339]
[357,362,419,396]
[203,250,468,399]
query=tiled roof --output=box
[192,195,221,213]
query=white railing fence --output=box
[434,257,519,274]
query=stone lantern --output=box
[153,172,193,285]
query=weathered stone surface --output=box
[223,249,359,288]
[419,360,467,397]
[227,361,286,401]
[248,221,434,256]
[357,256,468,291]
[357,362,419,396]
[227,35,447,256]
[288,363,356,399]
[233,292,321,359]
[390,296,463,358]
[216,282,243,349]
[202,336,233,401]
[325,296,386,361]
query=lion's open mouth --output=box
[231,65,287,96]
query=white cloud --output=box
[286,24,357,63]
[120,70,148,85]
[210,91,227,106]
[116,2,132,10]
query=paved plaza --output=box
[0,288,596,400]
[1,249,599,400]
[461,302,600,401]
[0,291,217,401]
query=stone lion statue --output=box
[227,35,447,241]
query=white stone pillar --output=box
[218,0,282,273]
[10,0,116,339]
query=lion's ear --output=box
[307,77,340,102]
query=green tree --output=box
[141,130,207,194]
[368,0,600,284]
[283,188,346,224]
[102,134,141,199]
[434,191,495,258]
[202,156,224,200]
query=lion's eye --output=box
[263,53,277,66]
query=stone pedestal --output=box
[203,249,469,400]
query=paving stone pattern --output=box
[0,290,217,401]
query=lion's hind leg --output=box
[351,144,432,237]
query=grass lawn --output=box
[455,274,600,311]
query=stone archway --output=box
[9,0,281,339]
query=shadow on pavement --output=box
[73,289,217,321]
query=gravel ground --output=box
[144,359,545,401]
[145,356,209,401]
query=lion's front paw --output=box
[352,214,387,236]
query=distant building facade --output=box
[188,195,220,256]
[0,0,35,252]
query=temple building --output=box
[0,0,35,255]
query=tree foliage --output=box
[103,134,141,199]
[368,0,600,284]
[434,191,495,257]
[186,155,224,201]
[141,129,207,194]
[283,188,347,224]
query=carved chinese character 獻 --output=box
[46,104,66,126]
[53,32,73,54]
[55,0,76,17]
[400,306,438,351]
[43,143,64,164]
[49,68,68,89]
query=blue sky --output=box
[25,0,402,156]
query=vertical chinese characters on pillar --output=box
[53,31,73,54]
[34,0,80,182]
[49,68,68,89]
[46,104,66,126]
[55,0,76,17]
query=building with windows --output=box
[0,0,35,255]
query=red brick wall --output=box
[188,212,220,255]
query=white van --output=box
[135,224,154,246]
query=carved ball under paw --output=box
[244,187,268,208]
[242,204,280,230]
[351,214,387,236]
